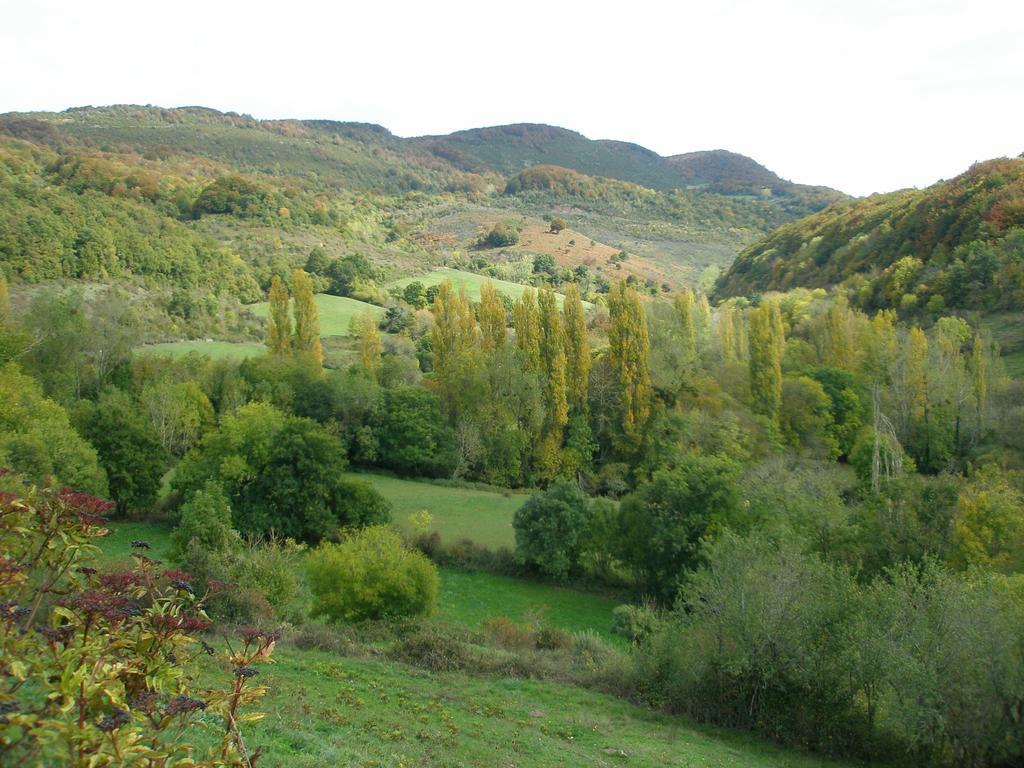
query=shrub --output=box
[610,602,662,644]
[307,526,439,622]
[171,479,240,559]
[513,480,591,581]
[0,480,274,766]
[224,536,308,623]
[387,625,474,672]
[478,222,519,248]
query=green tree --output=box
[513,480,591,580]
[292,268,323,366]
[673,288,697,362]
[171,479,240,559]
[562,283,591,410]
[402,280,428,309]
[478,281,507,352]
[536,288,569,481]
[748,301,783,424]
[0,362,107,494]
[512,288,542,371]
[375,386,457,477]
[75,387,167,516]
[353,312,382,377]
[617,455,739,602]
[266,274,291,356]
[549,216,567,234]
[608,281,651,448]
[175,402,389,542]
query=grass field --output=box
[389,268,562,305]
[249,293,385,337]
[353,472,524,550]
[438,570,620,638]
[135,340,267,360]
[198,648,848,768]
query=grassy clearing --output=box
[135,340,267,360]
[352,472,524,550]
[437,570,620,638]
[249,294,385,337]
[388,267,558,304]
[199,648,849,768]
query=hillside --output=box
[715,156,1024,318]
[419,122,845,215]
[0,104,851,320]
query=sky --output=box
[2,0,1022,196]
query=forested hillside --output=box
[715,157,1024,318]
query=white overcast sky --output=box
[2,0,1022,196]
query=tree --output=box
[402,280,428,309]
[139,380,214,457]
[75,387,167,516]
[748,301,783,424]
[536,288,569,480]
[291,268,323,366]
[266,274,291,356]
[549,216,567,234]
[617,455,739,602]
[171,479,239,559]
[513,480,591,580]
[375,386,457,477]
[478,281,507,352]
[0,271,8,326]
[174,402,389,542]
[562,283,591,411]
[0,362,107,494]
[353,312,382,376]
[673,288,697,362]
[512,288,542,371]
[430,280,475,387]
[608,281,651,448]
[779,376,837,457]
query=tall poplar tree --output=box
[512,288,542,371]
[431,281,475,380]
[748,301,783,423]
[608,281,651,448]
[478,282,507,352]
[266,274,292,356]
[291,269,323,367]
[562,283,591,410]
[673,288,697,362]
[354,313,382,377]
[535,288,569,480]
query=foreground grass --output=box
[135,340,267,360]
[354,472,524,550]
[249,293,385,337]
[198,648,850,768]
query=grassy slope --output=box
[226,648,849,768]
[90,521,851,766]
[135,340,267,360]
[249,294,386,337]
[388,267,545,304]
[358,472,523,549]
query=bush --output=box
[0,482,274,765]
[307,526,439,622]
[478,222,519,248]
[610,602,662,644]
[171,479,239,559]
[387,625,474,672]
[513,480,591,581]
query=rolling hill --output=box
[418,122,845,214]
[714,156,1024,318]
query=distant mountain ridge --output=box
[416,122,845,211]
